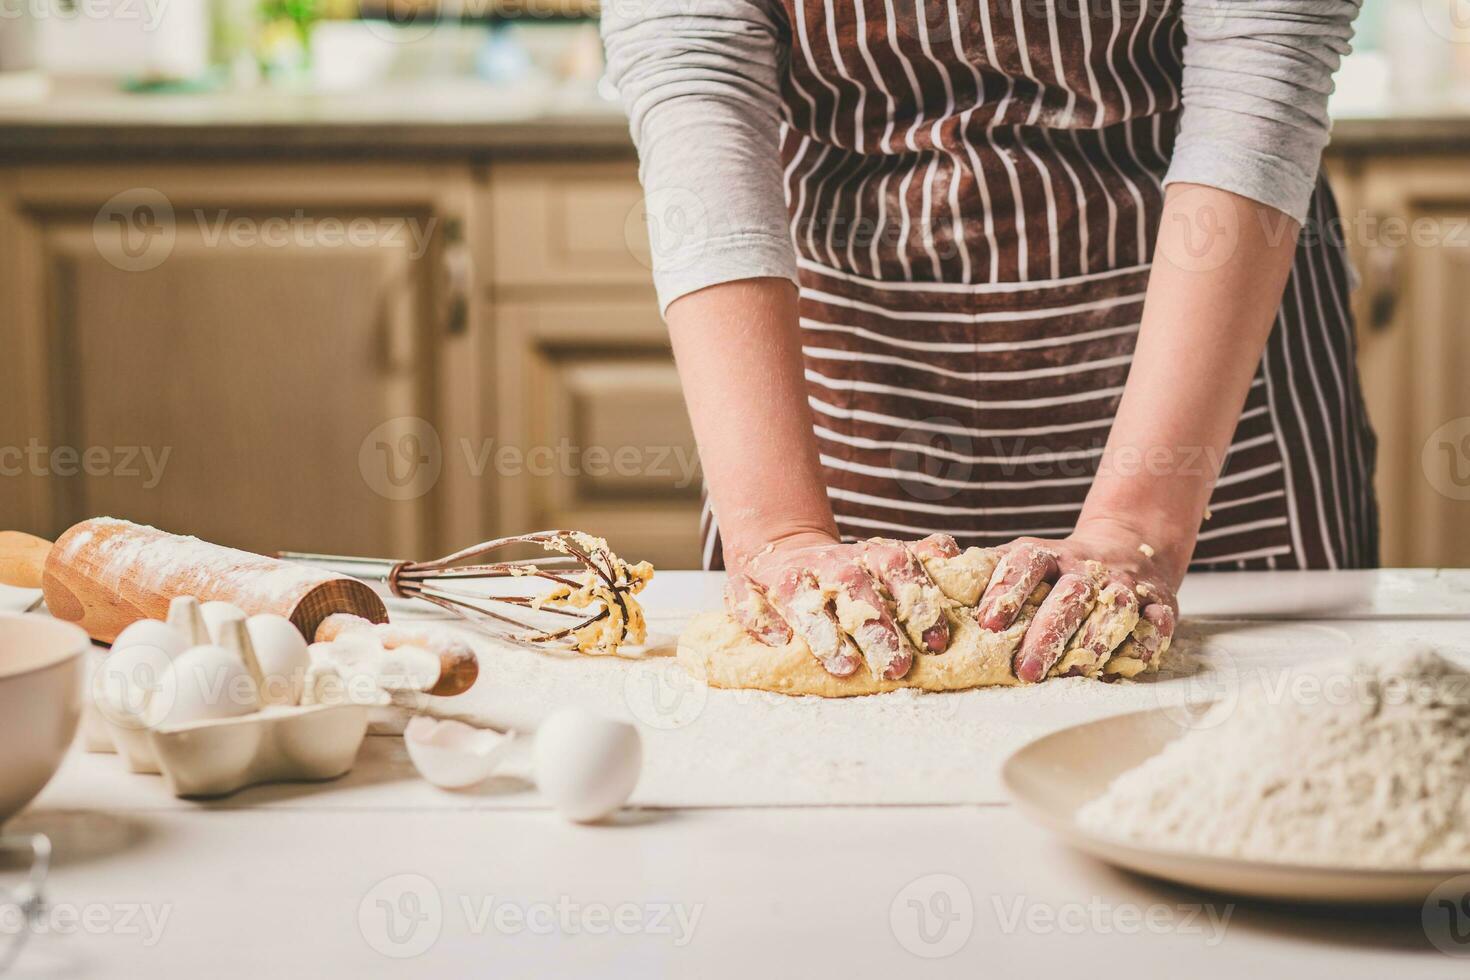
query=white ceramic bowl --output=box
[0,613,89,823]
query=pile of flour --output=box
[1078,650,1470,868]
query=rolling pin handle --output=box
[0,531,54,590]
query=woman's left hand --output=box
[978,516,1184,682]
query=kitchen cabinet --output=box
[0,159,700,569]
[487,163,702,571]
[0,165,483,559]
[1339,156,1470,566]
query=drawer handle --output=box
[441,217,470,336]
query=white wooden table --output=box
[8,570,1470,977]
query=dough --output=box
[678,584,1050,698]
[676,542,1171,697]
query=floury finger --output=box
[1013,573,1095,683]
[977,544,1058,631]
[861,538,950,654]
[1050,582,1140,678]
[767,569,861,678]
[723,574,793,647]
[1104,602,1177,677]
[815,557,914,681]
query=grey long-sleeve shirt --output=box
[602,0,1359,312]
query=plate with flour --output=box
[1002,651,1470,905]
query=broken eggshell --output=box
[403,715,517,789]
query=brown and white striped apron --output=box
[701,0,1379,572]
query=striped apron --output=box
[700,0,1379,572]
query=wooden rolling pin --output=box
[0,518,387,644]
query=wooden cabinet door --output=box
[1357,158,1470,566]
[492,298,702,571]
[0,165,483,558]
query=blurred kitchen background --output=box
[0,0,1466,571]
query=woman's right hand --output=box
[723,533,954,680]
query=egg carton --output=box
[89,596,392,799]
[107,702,372,798]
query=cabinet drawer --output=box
[488,162,655,288]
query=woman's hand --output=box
[723,533,952,680]
[979,516,1182,683]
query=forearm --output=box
[1078,184,1300,579]
[668,278,837,568]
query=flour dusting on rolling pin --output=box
[21,518,386,643]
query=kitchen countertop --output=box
[0,77,634,159]
[8,569,1470,976]
[3,77,1470,160]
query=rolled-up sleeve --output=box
[1163,0,1361,224]
[601,0,798,313]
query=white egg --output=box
[159,644,259,727]
[92,643,176,730]
[111,618,189,661]
[245,614,311,706]
[199,601,247,644]
[405,716,518,789]
[532,708,642,823]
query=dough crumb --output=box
[1137,543,1155,558]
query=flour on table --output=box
[1078,650,1470,868]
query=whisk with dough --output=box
[280,531,654,655]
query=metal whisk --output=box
[279,530,647,648]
